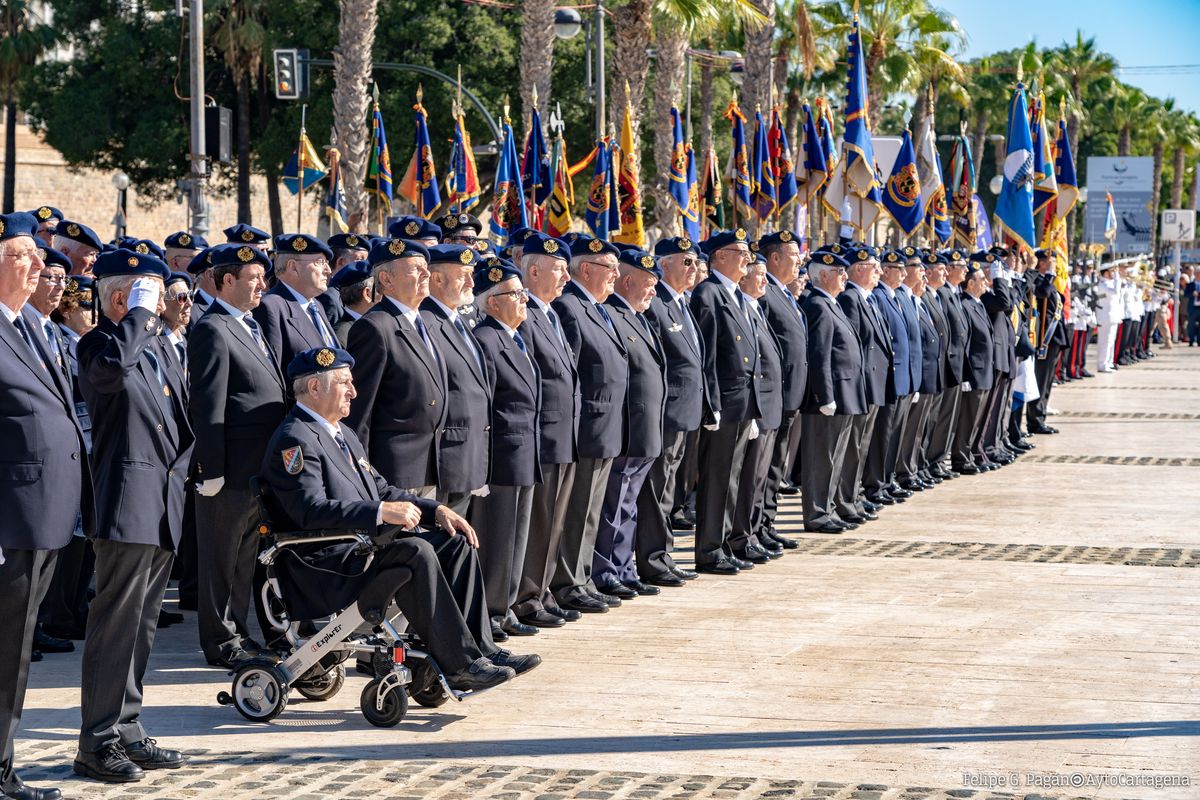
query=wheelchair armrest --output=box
[259,530,374,565]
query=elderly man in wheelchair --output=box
[218,346,539,727]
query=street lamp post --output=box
[112,171,130,240]
[187,0,210,239]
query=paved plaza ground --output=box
[15,347,1200,800]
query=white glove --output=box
[912,392,920,403]
[819,401,836,416]
[128,277,162,312]
[703,410,721,431]
[196,477,225,497]
[0,544,5,566]
[470,485,491,498]
[748,420,759,440]
[989,264,1003,281]
[961,381,972,392]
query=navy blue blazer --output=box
[606,296,667,459]
[552,281,628,459]
[519,299,580,465]
[800,289,867,416]
[345,297,448,489]
[915,297,943,394]
[689,273,761,423]
[937,285,969,386]
[961,294,996,391]
[749,301,784,430]
[188,301,288,488]
[838,283,895,406]
[871,285,919,397]
[78,308,195,549]
[643,283,707,434]
[0,308,95,550]
[982,278,1016,375]
[759,275,809,413]
[420,298,492,492]
[472,316,542,487]
[253,282,338,384]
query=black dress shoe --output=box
[768,533,800,549]
[124,738,185,770]
[560,596,608,614]
[889,486,914,499]
[30,650,42,663]
[732,545,769,564]
[445,657,515,691]
[157,610,184,628]
[803,522,845,534]
[501,620,540,637]
[595,581,638,600]
[489,624,509,642]
[671,567,699,581]
[669,513,695,531]
[177,596,198,612]
[33,630,73,654]
[207,646,253,670]
[728,556,755,570]
[758,539,784,557]
[2,777,62,800]
[586,587,623,607]
[518,610,566,628]
[488,648,541,675]
[1028,424,1057,434]
[840,513,866,524]
[861,498,881,513]
[952,463,979,475]
[544,604,582,621]
[73,744,144,783]
[838,520,859,530]
[858,509,878,521]
[695,560,739,575]
[643,572,685,588]
[778,481,800,496]
[41,625,86,641]
[622,579,661,596]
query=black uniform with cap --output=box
[252,235,340,385]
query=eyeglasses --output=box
[39,274,68,285]
[166,292,192,304]
[495,288,530,301]
[581,259,618,272]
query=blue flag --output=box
[585,138,616,240]
[367,102,393,204]
[667,108,690,217]
[726,100,752,219]
[489,120,528,241]
[800,102,828,203]
[522,106,552,209]
[751,108,777,221]
[682,144,700,241]
[882,129,924,236]
[995,84,1036,249]
[398,96,441,219]
[843,15,879,199]
[605,139,621,237]
[770,107,798,213]
[324,149,349,233]
[1053,116,1079,218]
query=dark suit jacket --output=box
[759,275,809,413]
[1032,271,1070,349]
[253,282,337,383]
[923,289,951,386]
[345,297,448,489]
[937,285,969,386]
[982,278,1016,375]
[0,309,94,550]
[552,281,628,459]
[519,299,580,465]
[871,285,919,397]
[188,301,288,488]
[78,309,195,549]
[606,296,666,459]
[644,284,708,433]
[21,305,72,395]
[472,317,541,487]
[315,287,345,328]
[915,297,943,394]
[961,294,996,391]
[689,273,761,422]
[838,283,895,405]
[333,311,361,348]
[750,302,784,430]
[420,299,492,492]
[800,289,867,416]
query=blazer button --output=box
[71,452,79,460]
[430,399,437,406]
[156,424,163,432]
[484,425,491,432]
[743,356,749,363]
[735,335,742,341]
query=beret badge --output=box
[458,249,474,265]
[37,207,52,220]
[237,246,255,263]
[779,231,793,242]
[315,348,335,368]
[127,256,139,267]
[388,240,406,256]
[734,228,747,241]
[67,223,81,237]
[488,267,503,283]
[588,239,604,253]
[241,230,254,241]
[405,221,420,236]
[678,237,692,250]
[640,255,654,269]
[179,234,191,246]
[543,239,559,254]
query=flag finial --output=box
[532,84,538,109]
[416,83,423,104]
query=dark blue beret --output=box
[848,244,879,263]
[437,211,482,236]
[569,234,619,259]
[521,231,571,262]
[92,248,171,281]
[825,241,847,255]
[113,236,138,249]
[185,247,213,275]
[327,232,370,251]
[970,250,998,264]
[34,239,71,271]
[55,220,102,250]
[900,244,920,260]
[922,251,948,266]
[368,238,429,269]
[224,223,271,244]
[757,230,799,250]
[63,274,95,304]
[701,228,751,255]
[473,260,522,295]
[388,216,441,242]
[612,242,641,254]
[330,260,372,288]
[809,250,850,269]
[166,271,194,289]
[208,242,272,271]
[507,227,534,246]
[287,346,355,381]
[164,231,208,251]
[940,248,967,263]
[617,249,663,279]
[654,236,700,257]
[130,239,166,259]
[274,233,333,261]
[880,249,905,265]
[30,205,63,224]
[427,244,479,268]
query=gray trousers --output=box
[926,383,961,467]
[635,429,689,580]
[196,488,260,661]
[514,461,575,618]
[79,540,173,753]
[673,429,701,515]
[761,411,801,530]
[800,413,853,527]
[952,388,989,467]
[469,484,534,627]
[837,407,877,518]
[694,419,753,566]
[731,425,778,551]
[552,456,613,604]
[438,489,474,518]
[0,548,57,792]
[897,392,935,481]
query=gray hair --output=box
[807,261,837,282]
[96,275,139,317]
[292,369,340,398]
[567,254,589,279]
[472,284,503,317]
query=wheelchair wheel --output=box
[230,659,289,722]
[408,658,449,708]
[295,663,345,702]
[360,678,408,727]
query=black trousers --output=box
[926,383,961,468]
[800,412,853,527]
[0,548,57,792]
[635,429,690,580]
[552,456,613,604]
[1027,342,1064,429]
[761,411,801,529]
[469,483,534,626]
[730,425,778,551]
[196,488,261,661]
[514,461,575,618]
[952,388,988,468]
[172,486,198,608]
[38,534,93,635]
[694,418,753,566]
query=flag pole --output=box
[297,104,307,232]
[372,83,382,234]
[455,65,464,216]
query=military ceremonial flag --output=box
[843,15,880,201]
[750,107,777,221]
[668,108,691,225]
[1030,92,1059,216]
[1104,192,1117,241]
[770,106,798,215]
[323,147,349,233]
[882,128,924,236]
[366,93,393,207]
[699,144,724,237]
[585,138,617,240]
[614,102,645,246]
[282,130,327,195]
[915,118,951,245]
[398,87,442,219]
[949,132,977,248]
[446,109,481,213]
[545,126,574,237]
[798,101,828,205]
[490,118,528,241]
[681,144,701,241]
[817,98,838,175]
[995,83,1036,250]
[725,99,753,222]
[521,104,552,222]
[1052,112,1078,219]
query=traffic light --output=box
[273,48,308,100]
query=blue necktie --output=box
[413,315,440,366]
[595,303,614,332]
[452,315,484,373]
[11,316,42,366]
[334,430,354,466]
[144,348,170,399]
[545,306,566,348]
[513,329,528,353]
[306,302,336,347]
[42,320,63,368]
[243,315,270,358]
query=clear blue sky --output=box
[937,0,1200,114]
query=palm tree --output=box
[211,0,267,224]
[1166,109,1200,210]
[740,0,774,118]
[0,0,57,213]
[331,0,379,230]
[609,0,654,136]
[519,0,556,142]
[1111,84,1150,157]
[907,30,966,144]
[1137,96,1172,255]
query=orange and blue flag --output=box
[882,128,924,236]
[446,110,480,212]
[522,107,552,212]
[750,107,777,221]
[726,100,752,219]
[843,15,879,199]
[585,138,617,240]
[770,106,798,214]
[366,100,393,204]
[490,119,528,241]
[398,91,441,219]
[324,147,349,233]
[282,131,327,195]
